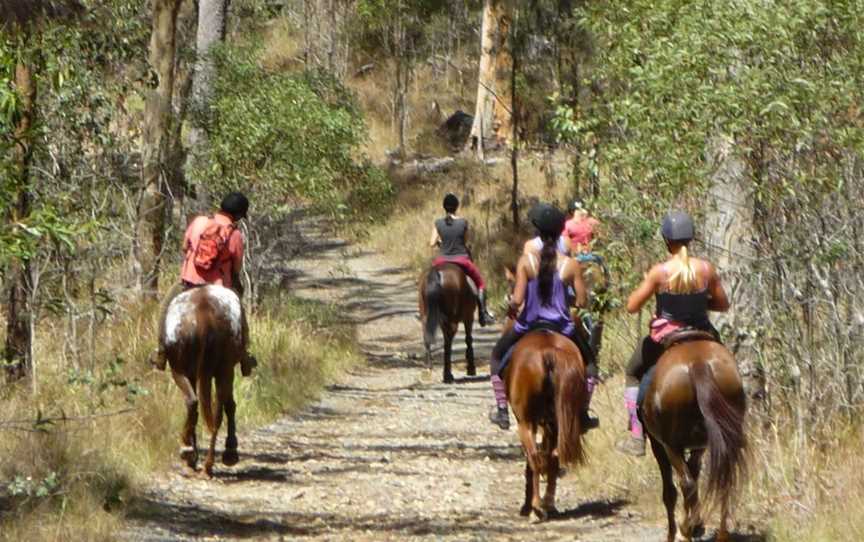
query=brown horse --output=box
[162,284,244,477]
[419,263,476,383]
[641,335,747,542]
[502,330,588,521]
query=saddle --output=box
[497,323,565,376]
[659,328,718,349]
[434,267,478,297]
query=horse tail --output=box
[690,359,747,507]
[546,351,586,467]
[424,270,442,349]
[197,329,217,435]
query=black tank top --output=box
[655,290,710,328]
[435,217,469,257]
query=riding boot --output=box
[240,352,258,377]
[616,386,645,456]
[477,290,496,327]
[580,376,600,431]
[489,374,510,430]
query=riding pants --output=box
[432,256,486,290]
[625,323,720,386]
[490,322,596,377]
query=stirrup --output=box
[241,354,258,377]
[580,411,599,432]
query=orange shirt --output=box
[564,216,599,252]
[180,212,243,287]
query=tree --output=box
[136,0,183,300]
[466,0,514,157]
[186,0,230,210]
[1,0,83,380]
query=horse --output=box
[641,333,748,542]
[418,263,476,383]
[162,284,244,477]
[502,328,588,521]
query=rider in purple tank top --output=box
[487,203,599,431]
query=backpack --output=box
[193,217,236,272]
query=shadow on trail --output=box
[127,497,518,539]
[548,498,629,522]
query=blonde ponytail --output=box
[667,245,698,293]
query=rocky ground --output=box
[120,219,677,541]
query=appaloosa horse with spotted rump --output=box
[162,284,245,477]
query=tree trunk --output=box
[137,0,182,300]
[509,22,519,231]
[4,57,37,379]
[467,0,514,156]
[187,0,229,212]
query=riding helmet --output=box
[568,199,584,213]
[661,210,695,242]
[443,193,459,213]
[530,203,566,236]
[220,191,249,219]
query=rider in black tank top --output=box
[429,193,495,326]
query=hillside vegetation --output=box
[1,0,864,540]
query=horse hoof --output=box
[222,448,239,466]
[530,507,548,523]
[180,446,197,469]
[443,373,454,384]
[467,366,477,376]
[543,505,559,517]
[691,522,705,538]
[519,503,532,517]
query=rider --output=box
[563,199,600,257]
[618,210,730,456]
[429,193,495,326]
[488,203,599,431]
[150,192,258,377]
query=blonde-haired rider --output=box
[618,210,730,456]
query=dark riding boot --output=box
[581,375,600,431]
[477,290,495,327]
[149,348,167,371]
[240,352,258,377]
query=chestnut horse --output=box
[641,334,747,542]
[502,330,588,521]
[162,285,244,476]
[419,263,476,383]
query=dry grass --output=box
[0,287,362,541]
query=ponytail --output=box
[666,244,698,293]
[538,233,558,304]
[445,213,453,226]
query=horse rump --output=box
[690,359,747,507]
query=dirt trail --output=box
[123,219,663,541]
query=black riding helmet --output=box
[530,203,566,236]
[221,191,249,219]
[661,210,695,242]
[443,193,459,213]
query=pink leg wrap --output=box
[491,375,507,408]
[624,386,643,438]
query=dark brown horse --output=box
[419,263,476,383]
[162,284,244,477]
[641,335,747,542]
[502,330,587,521]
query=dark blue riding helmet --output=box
[443,193,459,213]
[530,203,566,236]
[661,210,695,242]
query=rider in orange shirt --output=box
[150,192,257,377]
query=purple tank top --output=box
[514,267,574,335]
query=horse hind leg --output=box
[464,319,476,376]
[649,437,678,542]
[666,444,699,541]
[171,369,199,470]
[203,377,224,478]
[220,366,239,466]
[442,324,456,384]
[541,428,560,516]
[516,422,546,521]
[685,449,706,538]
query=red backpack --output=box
[193,217,237,272]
